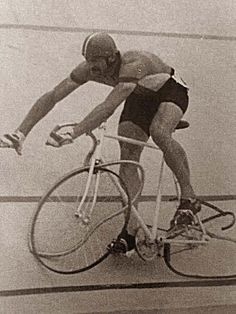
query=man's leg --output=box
[118,121,148,236]
[149,101,197,202]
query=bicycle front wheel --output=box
[29,165,131,274]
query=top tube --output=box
[50,119,189,151]
[95,119,189,150]
[104,134,159,150]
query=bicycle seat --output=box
[175,120,189,130]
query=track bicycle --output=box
[29,121,236,279]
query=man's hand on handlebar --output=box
[46,126,75,148]
[0,131,25,155]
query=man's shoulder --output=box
[119,50,158,82]
[70,61,89,84]
[121,50,148,66]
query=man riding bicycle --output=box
[0,32,201,252]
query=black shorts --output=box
[119,78,189,136]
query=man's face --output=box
[86,56,108,76]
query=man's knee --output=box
[120,143,142,161]
[150,125,172,152]
[118,121,148,141]
[118,121,148,161]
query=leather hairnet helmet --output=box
[82,32,118,59]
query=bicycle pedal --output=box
[107,239,127,254]
[173,209,197,226]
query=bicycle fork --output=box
[74,158,101,224]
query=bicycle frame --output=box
[30,122,236,277]
[56,122,191,243]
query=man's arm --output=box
[71,82,136,138]
[16,77,80,136]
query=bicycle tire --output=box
[29,164,133,274]
[164,200,236,279]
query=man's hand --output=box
[46,130,74,147]
[0,131,25,155]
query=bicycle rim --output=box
[164,201,236,279]
[30,166,131,274]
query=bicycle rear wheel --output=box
[29,165,132,274]
[164,202,236,279]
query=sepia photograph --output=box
[0,1,235,313]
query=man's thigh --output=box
[150,101,184,135]
[119,92,159,137]
[118,121,148,141]
[118,121,148,159]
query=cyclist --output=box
[0,32,201,252]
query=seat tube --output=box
[151,155,165,240]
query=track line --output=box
[0,24,235,41]
[1,279,236,297]
[0,195,235,203]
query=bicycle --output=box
[28,121,236,279]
